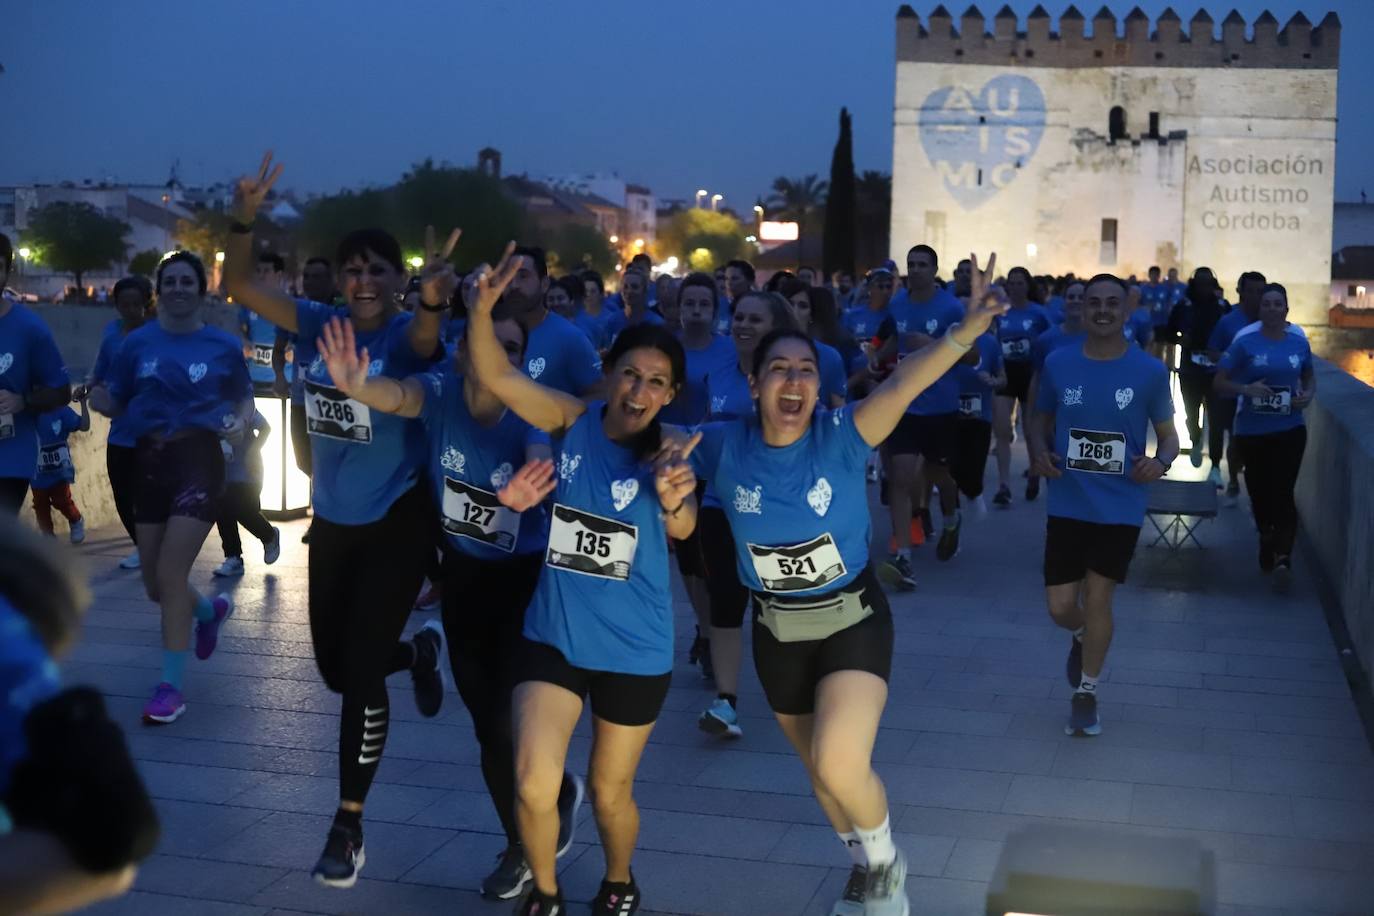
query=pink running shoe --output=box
[143,682,186,724]
[194,593,233,660]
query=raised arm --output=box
[406,225,461,359]
[468,247,587,436]
[223,152,298,333]
[318,317,428,419]
[853,254,1005,447]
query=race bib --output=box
[304,381,372,443]
[1189,352,1216,369]
[1066,428,1126,475]
[441,477,520,553]
[958,394,982,418]
[1250,386,1292,416]
[747,533,847,593]
[1001,338,1031,360]
[37,444,70,472]
[0,413,12,440]
[251,343,275,367]
[546,504,638,581]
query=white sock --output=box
[855,814,896,867]
[1078,674,1099,694]
[1072,626,1085,642]
[838,831,866,867]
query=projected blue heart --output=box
[918,74,1046,210]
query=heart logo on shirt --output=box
[51,420,61,434]
[807,477,833,517]
[925,318,938,335]
[611,478,639,512]
[490,462,513,489]
[528,357,547,379]
[1289,354,1301,369]
[188,362,207,383]
[0,353,11,375]
[1115,388,1134,410]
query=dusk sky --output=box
[3,1,1370,210]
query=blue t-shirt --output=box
[1035,345,1173,527]
[706,361,755,422]
[572,307,615,352]
[1123,307,1155,349]
[294,301,436,525]
[692,407,873,595]
[31,407,81,489]
[239,307,290,387]
[91,319,140,447]
[1032,326,1087,373]
[954,333,1002,423]
[996,304,1054,365]
[816,340,849,406]
[525,312,603,397]
[1219,332,1313,436]
[888,286,965,415]
[1141,283,1171,327]
[225,410,268,485]
[418,366,550,559]
[841,306,891,354]
[0,305,70,482]
[603,308,666,347]
[1206,309,1252,355]
[1043,296,1066,325]
[523,405,673,675]
[714,297,733,337]
[0,595,61,796]
[660,334,736,428]
[106,323,251,442]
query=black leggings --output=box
[1235,427,1307,557]
[1179,372,1226,465]
[440,547,542,844]
[289,403,312,477]
[216,481,275,558]
[308,484,432,806]
[0,477,29,516]
[698,506,749,628]
[106,443,139,544]
[951,419,993,499]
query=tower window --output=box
[1148,112,1160,138]
[1109,106,1127,142]
[1100,218,1118,265]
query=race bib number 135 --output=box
[546,504,638,581]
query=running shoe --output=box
[1273,556,1292,594]
[699,697,743,738]
[264,526,281,565]
[1065,636,1083,689]
[1190,444,1204,468]
[863,849,909,916]
[1025,476,1040,502]
[517,888,565,915]
[556,771,585,857]
[919,508,934,540]
[935,522,960,562]
[481,844,532,900]
[591,876,641,915]
[877,554,917,592]
[69,518,86,544]
[413,580,442,613]
[1065,691,1101,737]
[213,556,245,578]
[1224,478,1240,508]
[830,864,866,915]
[142,682,186,724]
[908,519,925,547]
[119,549,141,570]
[410,620,444,718]
[1207,466,1223,488]
[992,484,1012,509]
[311,824,365,888]
[193,593,233,660]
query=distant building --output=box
[548,173,657,249]
[503,175,623,239]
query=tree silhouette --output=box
[768,175,828,259]
[856,170,891,273]
[22,202,129,293]
[823,108,856,280]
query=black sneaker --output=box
[410,621,444,718]
[877,553,917,592]
[591,876,641,915]
[935,522,960,562]
[919,508,934,540]
[1065,691,1101,737]
[1224,478,1241,507]
[301,523,313,544]
[555,772,585,858]
[481,844,532,900]
[992,485,1012,509]
[1065,636,1083,689]
[312,825,365,888]
[517,887,565,915]
[1025,476,1040,502]
[831,864,867,914]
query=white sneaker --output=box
[119,549,141,570]
[863,849,909,916]
[69,518,86,544]
[972,494,988,519]
[264,527,281,565]
[213,556,245,577]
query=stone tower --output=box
[891,5,1340,324]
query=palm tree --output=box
[768,175,829,256]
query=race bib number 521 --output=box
[747,533,847,593]
[546,504,638,581]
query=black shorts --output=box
[951,418,993,499]
[1001,360,1034,404]
[289,402,312,477]
[698,506,749,628]
[887,412,957,465]
[516,638,671,727]
[751,567,894,716]
[1043,516,1141,586]
[135,433,225,524]
[673,481,709,578]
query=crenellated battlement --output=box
[895,5,1340,69]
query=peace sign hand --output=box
[233,151,284,223]
[472,242,521,316]
[961,253,1007,338]
[420,225,462,309]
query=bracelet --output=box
[942,326,973,353]
[418,300,447,313]
[663,500,686,518]
[229,220,255,234]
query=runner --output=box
[223,154,450,887]
[242,253,292,393]
[1206,271,1266,504]
[992,266,1053,507]
[29,388,90,542]
[951,314,1006,515]
[1169,269,1228,479]
[1213,283,1314,592]
[503,248,603,398]
[87,251,247,725]
[465,260,699,916]
[576,271,616,352]
[719,259,756,335]
[1029,274,1179,737]
[689,253,1006,916]
[780,278,849,408]
[211,408,281,577]
[92,276,154,567]
[0,232,72,516]
[1031,282,1086,375]
[699,291,799,739]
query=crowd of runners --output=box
[0,151,1320,916]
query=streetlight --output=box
[17,247,30,259]
[609,234,619,244]
[408,255,424,270]
[695,189,708,209]
[214,251,225,263]
[753,205,764,220]
[711,194,723,211]
[634,238,645,249]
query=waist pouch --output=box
[755,578,873,643]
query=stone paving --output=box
[65,458,1374,916]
